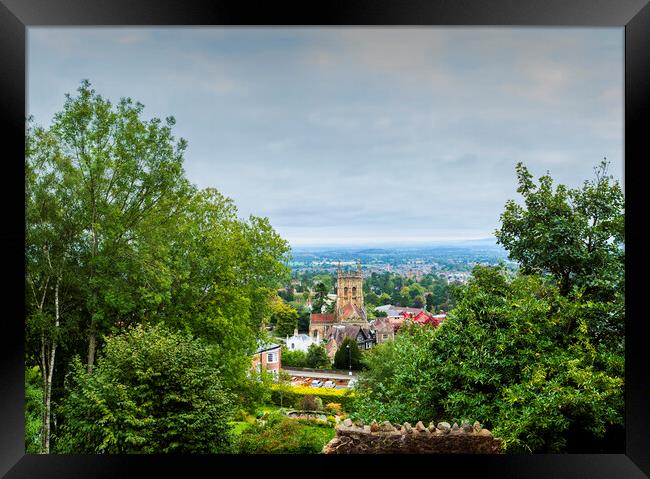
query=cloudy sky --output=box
[28,28,623,246]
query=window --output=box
[344,287,348,299]
[267,351,278,363]
[290,343,295,350]
[382,333,388,340]
[352,286,356,298]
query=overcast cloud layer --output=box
[28,28,623,246]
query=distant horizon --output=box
[289,235,503,250]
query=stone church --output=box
[308,262,371,345]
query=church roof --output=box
[339,303,367,321]
[326,324,371,347]
[310,313,336,323]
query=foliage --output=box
[25,366,44,454]
[333,337,363,371]
[325,402,343,415]
[299,395,324,411]
[496,161,624,298]
[496,161,624,354]
[26,81,291,452]
[271,300,299,337]
[270,384,354,411]
[56,324,235,453]
[305,344,331,369]
[281,347,307,367]
[235,412,335,454]
[351,267,624,453]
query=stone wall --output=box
[322,419,503,454]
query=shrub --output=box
[270,384,354,411]
[56,324,235,453]
[282,347,307,368]
[299,395,323,411]
[325,402,343,415]
[236,416,335,454]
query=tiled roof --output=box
[311,313,336,323]
[339,303,367,321]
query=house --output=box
[251,340,282,378]
[324,324,374,360]
[371,317,395,344]
[285,328,320,352]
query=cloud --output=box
[27,27,623,246]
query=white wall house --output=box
[286,328,320,352]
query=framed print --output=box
[1,0,648,477]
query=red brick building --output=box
[251,341,282,378]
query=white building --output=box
[285,328,320,352]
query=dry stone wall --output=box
[323,419,503,454]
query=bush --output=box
[236,416,335,453]
[282,347,307,367]
[270,384,354,412]
[56,324,235,453]
[299,395,323,411]
[325,402,343,415]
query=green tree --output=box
[496,160,624,298]
[352,266,623,453]
[311,281,328,313]
[496,161,624,353]
[333,337,363,371]
[306,344,331,369]
[56,324,234,453]
[282,347,307,367]
[272,300,299,337]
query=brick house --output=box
[252,341,282,378]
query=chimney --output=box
[294,328,298,337]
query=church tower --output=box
[336,261,365,318]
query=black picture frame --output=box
[1,1,648,477]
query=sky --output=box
[28,28,624,247]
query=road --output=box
[282,368,358,380]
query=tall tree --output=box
[496,160,624,298]
[333,337,363,371]
[35,80,192,373]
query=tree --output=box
[276,370,293,409]
[56,324,235,453]
[312,281,328,313]
[306,344,331,369]
[352,266,623,453]
[281,347,307,367]
[496,160,624,353]
[272,300,299,337]
[496,160,624,298]
[333,337,363,371]
[27,80,193,378]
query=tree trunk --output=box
[87,331,97,374]
[41,277,60,454]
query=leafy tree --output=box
[333,337,363,371]
[56,324,235,453]
[496,160,624,298]
[352,266,623,453]
[281,347,307,368]
[496,161,624,353]
[297,309,311,332]
[306,344,331,369]
[312,282,328,313]
[271,300,299,337]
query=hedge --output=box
[270,385,355,411]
